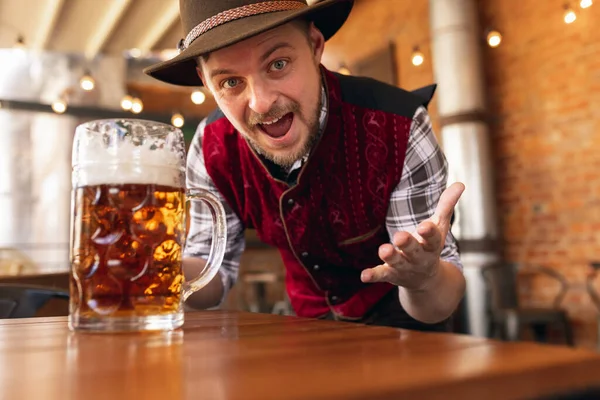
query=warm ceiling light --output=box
[171,113,184,128]
[120,95,133,111]
[191,90,206,105]
[411,47,424,66]
[580,0,592,8]
[160,49,179,61]
[51,99,67,114]
[128,48,142,58]
[487,30,502,47]
[80,72,95,91]
[131,98,143,114]
[564,7,577,23]
[338,66,351,75]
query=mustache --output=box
[247,102,301,127]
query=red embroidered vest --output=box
[202,67,435,319]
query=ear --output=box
[307,22,325,63]
[195,66,206,87]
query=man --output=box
[145,0,466,331]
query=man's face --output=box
[197,21,325,168]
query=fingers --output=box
[378,243,403,266]
[433,182,465,224]
[391,231,422,262]
[416,220,443,252]
[361,264,396,283]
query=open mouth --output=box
[258,112,294,139]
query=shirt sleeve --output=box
[184,118,246,306]
[386,106,463,271]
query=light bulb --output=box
[411,49,424,66]
[191,90,206,105]
[80,74,95,91]
[580,0,592,8]
[121,95,133,111]
[160,49,179,61]
[171,113,184,128]
[128,48,142,58]
[52,99,67,114]
[338,66,351,75]
[564,8,577,23]
[131,98,143,114]
[487,30,502,47]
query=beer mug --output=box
[69,119,226,332]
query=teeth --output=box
[261,116,282,125]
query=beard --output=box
[244,99,321,169]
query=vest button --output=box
[287,198,294,205]
[330,295,339,303]
[301,252,308,258]
[313,264,320,271]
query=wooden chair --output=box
[0,284,69,319]
[481,262,573,345]
[588,262,600,351]
[0,247,35,276]
[239,270,294,315]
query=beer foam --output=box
[74,141,185,188]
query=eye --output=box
[222,78,240,89]
[270,59,288,72]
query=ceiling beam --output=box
[84,0,133,60]
[33,0,65,50]
[136,1,179,53]
[0,97,204,127]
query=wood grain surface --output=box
[1,311,600,400]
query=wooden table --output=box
[1,311,600,400]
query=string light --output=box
[80,71,95,91]
[191,90,206,105]
[51,99,67,114]
[128,48,142,58]
[411,47,424,66]
[564,6,577,23]
[580,0,592,8]
[338,66,351,75]
[160,49,179,61]
[487,30,502,48]
[171,113,184,128]
[131,98,143,114]
[120,95,133,111]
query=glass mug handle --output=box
[182,188,227,302]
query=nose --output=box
[248,78,277,115]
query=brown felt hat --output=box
[143,0,354,87]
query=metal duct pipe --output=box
[0,50,127,274]
[429,0,500,337]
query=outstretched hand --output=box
[360,182,465,291]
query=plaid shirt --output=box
[184,88,463,304]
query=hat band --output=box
[182,1,308,50]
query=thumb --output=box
[433,182,465,225]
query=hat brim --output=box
[143,0,354,87]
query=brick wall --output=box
[479,0,600,348]
[323,0,600,348]
[323,0,440,135]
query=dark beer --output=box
[70,183,185,319]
